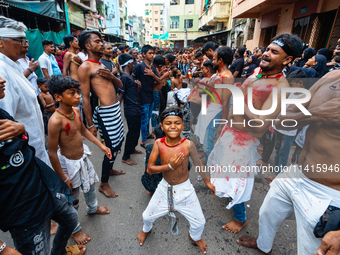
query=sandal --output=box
[146,134,154,139]
[66,244,86,255]
[140,142,149,149]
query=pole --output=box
[184,20,187,48]
[64,0,71,34]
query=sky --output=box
[127,0,168,17]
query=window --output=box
[160,10,163,15]
[170,16,179,29]
[155,27,158,31]
[185,0,194,4]
[184,19,193,28]
[155,11,158,14]
[155,19,158,22]
[160,27,163,31]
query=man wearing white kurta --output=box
[0,17,50,166]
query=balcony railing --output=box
[170,0,179,5]
[170,24,179,29]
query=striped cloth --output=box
[93,102,124,150]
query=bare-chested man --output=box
[63,34,82,81]
[78,30,124,198]
[195,47,234,163]
[170,68,182,90]
[238,69,340,254]
[207,34,303,234]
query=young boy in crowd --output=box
[137,106,215,254]
[37,77,55,134]
[47,75,112,245]
[119,53,143,166]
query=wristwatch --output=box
[0,242,7,253]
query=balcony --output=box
[199,0,231,29]
[170,23,179,30]
[170,0,179,5]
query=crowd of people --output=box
[0,14,340,255]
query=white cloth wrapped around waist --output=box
[207,124,260,208]
[57,144,99,193]
[195,103,222,144]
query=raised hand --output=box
[29,58,39,72]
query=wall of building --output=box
[104,0,120,35]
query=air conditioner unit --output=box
[216,23,222,31]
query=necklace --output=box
[85,59,102,64]
[160,137,187,147]
[56,108,76,120]
[256,70,283,79]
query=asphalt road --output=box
[0,114,297,255]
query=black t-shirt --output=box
[100,58,116,71]
[132,61,159,105]
[229,57,244,78]
[0,108,68,231]
[121,73,141,115]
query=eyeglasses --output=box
[7,37,29,46]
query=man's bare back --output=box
[290,71,340,189]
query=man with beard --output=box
[100,42,118,76]
[195,47,233,163]
[237,70,340,254]
[229,46,246,78]
[129,48,138,66]
[78,30,124,198]
[63,34,82,81]
[202,41,217,63]
[207,33,303,234]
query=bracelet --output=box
[168,163,174,171]
[87,124,95,129]
[0,242,6,253]
[64,178,69,183]
[26,68,33,73]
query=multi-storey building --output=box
[129,14,145,47]
[233,0,340,51]
[102,0,121,36]
[168,0,207,49]
[144,2,167,46]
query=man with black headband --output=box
[207,33,303,235]
[238,70,340,254]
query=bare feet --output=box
[50,222,58,235]
[90,206,110,214]
[99,183,118,198]
[237,235,272,254]
[137,230,149,246]
[122,158,137,165]
[146,190,152,195]
[71,230,91,245]
[132,150,143,154]
[222,219,248,233]
[109,169,126,175]
[188,233,207,254]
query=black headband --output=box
[160,111,183,122]
[272,39,294,57]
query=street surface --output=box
[0,112,297,254]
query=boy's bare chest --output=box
[60,116,82,137]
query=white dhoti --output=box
[257,165,340,254]
[57,144,99,193]
[142,178,206,241]
[195,103,222,144]
[207,124,260,208]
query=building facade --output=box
[144,2,167,46]
[233,0,340,51]
[168,0,207,49]
[102,0,121,36]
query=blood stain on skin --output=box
[79,116,81,122]
[65,123,71,136]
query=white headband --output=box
[0,27,26,38]
[120,59,133,67]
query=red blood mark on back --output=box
[65,123,71,136]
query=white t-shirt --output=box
[273,92,305,136]
[16,57,39,95]
[38,52,53,78]
[78,52,88,61]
